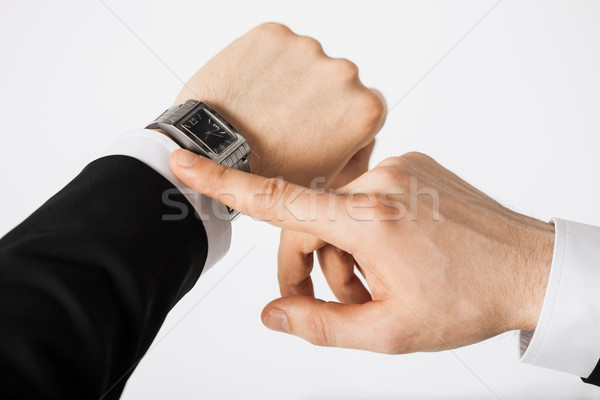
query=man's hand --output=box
[173,23,386,186]
[170,150,555,354]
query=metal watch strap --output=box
[147,101,250,173]
[222,141,250,172]
[147,102,197,129]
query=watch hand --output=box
[204,123,227,137]
[204,130,225,138]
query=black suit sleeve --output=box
[0,155,210,399]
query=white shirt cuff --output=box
[101,129,231,273]
[520,217,600,378]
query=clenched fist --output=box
[174,23,386,186]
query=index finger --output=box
[170,149,348,244]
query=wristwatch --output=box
[146,100,250,171]
[146,99,251,219]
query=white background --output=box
[1,1,600,398]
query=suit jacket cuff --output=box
[520,218,600,378]
[102,129,231,272]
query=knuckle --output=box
[306,310,334,347]
[347,191,377,210]
[371,199,394,219]
[374,163,409,184]
[255,177,286,211]
[204,164,230,194]
[400,151,435,166]
[281,230,313,255]
[297,36,324,55]
[299,236,318,255]
[252,22,292,38]
[377,156,402,168]
[359,91,386,128]
[334,58,359,80]
[361,193,406,223]
[394,151,441,173]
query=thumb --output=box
[170,149,348,242]
[261,296,391,352]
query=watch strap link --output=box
[223,141,251,172]
[146,101,197,129]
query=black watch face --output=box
[181,109,237,155]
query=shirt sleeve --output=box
[102,129,231,272]
[520,217,600,379]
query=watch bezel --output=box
[159,101,246,164]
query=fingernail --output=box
[174,150,198,168]
[263,309,291,334]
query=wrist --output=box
[511,218,555,331]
